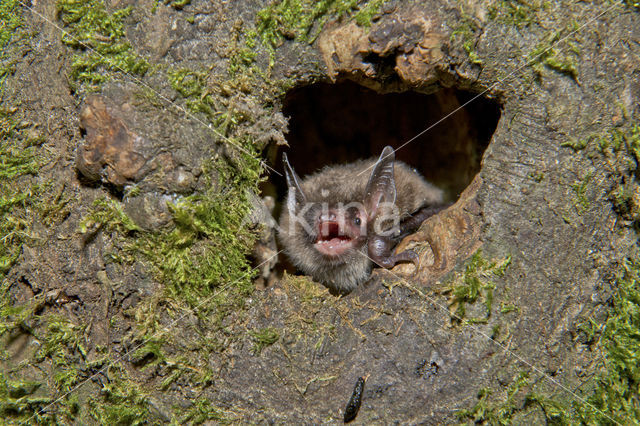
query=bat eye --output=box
[354,217,361,226]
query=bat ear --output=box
[283,152,306,212]
[364,146,397,219]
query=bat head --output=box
[282,146,398,260]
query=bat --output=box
[278,146,446,294]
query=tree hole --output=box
[265,80,501,208]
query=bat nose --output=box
[319,212,337,221]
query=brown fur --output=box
[279,154,443,294]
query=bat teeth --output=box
[319,212,337,221]
[314,237,354,257]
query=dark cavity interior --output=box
[266,80,501,204]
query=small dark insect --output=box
[344,375,367,423]
[279,146,447,294]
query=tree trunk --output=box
[1,0,639,423]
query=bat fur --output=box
[279,146,444,294]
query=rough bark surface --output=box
[1,0,639,423]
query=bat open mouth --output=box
[314,221,355,257]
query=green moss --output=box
[82,151,261,309]
[79,197,141,236]
[279,273,336,348]
[560,136,589,152]
[543,53,579,80]
[528,28,580,81]
[563,124,640,225]
[56,0,149,91]
[249,327,280,355]
[570,172,593,215]
[524,392,570,423]
[450,16,483,66]
[457,257,640,423]
[167,68,216,117]
[611,182,640,223]
[147,155,259,302]
[69,143,263,420]
[445,250,511,324]
[256,0,386,50]
[0,0,25,86]
[86,363,151,425]
[0,372,53,422]
[576,258,640,423]
[353,0,386,27]
[0,108,40,276]
[0,0,22,50]
[568,125,639,156]
[625,0,640,9]
[487,0,547,29]
[180,396,232,424]
[456,372,531,424]
[34,315,88,392]
[162,0,192,10]
[1,302,153,423]
[499,302,519,314]
[227,30,260,79]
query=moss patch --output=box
[0,109,40,275]
[0,0,26,85]
[82,152,261,307]
[528,23,581,82]
[456,371,531,424]
[249,327,280,355]
[450,14,483,66]
[444,250,512,324]
[576,258,640,423]
[563,124,640,226]
[56,0,149,91]
[167,68,216,117]
[0,306,152,423]
[256,0,386,49]
[487,0,547,29]
[179,396,233,424]
[0,0,22,50]
[85,363,152,425]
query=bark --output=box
[1,0,639,423]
